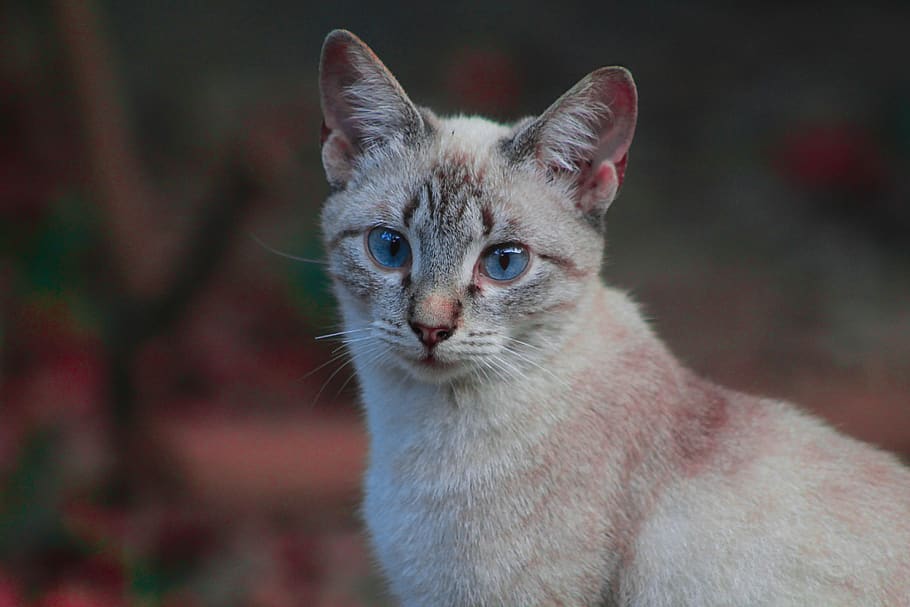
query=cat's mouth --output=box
[418,352,453,369]
[391,349,466,383]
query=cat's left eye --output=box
[481,243,530,282]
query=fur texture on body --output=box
[316,29,910,606]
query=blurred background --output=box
[1,1,908,605]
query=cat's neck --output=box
[354,282,688,467]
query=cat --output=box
[317,29,910,606]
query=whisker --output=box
[315,327,371,341]
[495,354,529,383]
[505,336,545,352]
[250,233,327,265]
[475,360,491,383]
[502,344,569,388]
[300,349,350,381]
[477,358,498,384]
[336,343,389,397]
[486,356,513,383]
[358,342,389,367]
[500,344,538,366]
[336,368,361,397]
[326,333,378,357]
[333,334,377,350]
[311,353,359,406]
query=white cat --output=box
[317,29,910,606]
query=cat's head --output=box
[318,30,636,385]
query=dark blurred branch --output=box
[118,160,262,345]
[53,0,265,499]
[107,157,261,436]
[54,0,161,296]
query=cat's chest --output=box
[362,422,620,606]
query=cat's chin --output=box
[394,353,476,385]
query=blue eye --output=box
[482,243,530,281]
[367,227,411,268]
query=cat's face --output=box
[322,118,605,383]
[318,31,637,385]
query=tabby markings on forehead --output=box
[481,207,495,236]
[402,194,420,228]
[405,161,489,234]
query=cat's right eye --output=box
[367,226,412,269]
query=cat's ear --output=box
[510,67,637,218]
[319,30,425,187]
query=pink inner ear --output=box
[320,34,363,136]
[591,162,618,196]
[577,161,619,212]
[591,68,637,168]
[324,35,351,63]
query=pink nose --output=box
[409,322,454,347]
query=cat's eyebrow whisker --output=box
[249,233,327,265]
